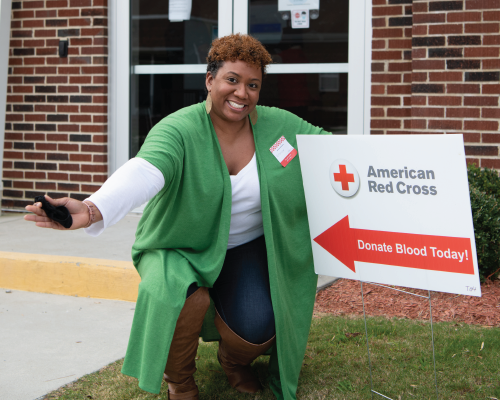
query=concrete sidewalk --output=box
[0,212,337,400]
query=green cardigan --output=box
[121,102,326,399]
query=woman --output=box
[25,34,328,400]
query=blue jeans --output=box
[187,236,275,344]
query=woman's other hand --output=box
[24,195,102,230]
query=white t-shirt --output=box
[86,156,263,249]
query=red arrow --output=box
[313,216,474,275]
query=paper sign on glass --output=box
[278,0,320,11]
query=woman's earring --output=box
[205,92,212,114]
[249,108,258,125]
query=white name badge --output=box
[270,136,298,167]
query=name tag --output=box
[270,136,297,167]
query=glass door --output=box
[130,0,369,157]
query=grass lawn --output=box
[43,315,500,400]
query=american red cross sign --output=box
[296,134,481,297]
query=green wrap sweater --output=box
[121,102,327,399]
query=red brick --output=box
[484,35,500,45]
[371,74,402,83]
[14,181,34,189]
[35,67,57,74]
[26,172,46,180]
[463,133,481,142]
[412,60,445,70]
[372,6,402,16]
[57,86,80,93]
[371,120,401,129]
[388,39,411,49]
[82,164,107,173]
[413,2,427,12]
[13,86,33,93]
[482,108,500,118]
[81,105,107,113]
[59,10,80,17]
[484,11,500,21]
[481,159,500,169]
[404,28,412,38]
[403,73,412,83]
[466,0,500,10]
[59,164,80,171]
[24,152,45,160]
[9,59,23,67]
[92,135,107,143]
[23,1,45,8]
[47,0,68,7]
[35,105,56,112]
[58,124,80,132]
[36,143,57,151]
[81,125,107,133]
[70,154,92,162]
[7,77,22,84]
[81,144,107,152]
[92,95,107,103]
[35,30,57,38]
[372,18,386,28]
[413,25,427,35]
[465,23,499,33]
[483,84,500,94]
[25,114,46,122]
[428,120,462,130]
[373,28,403,38]
[47,76,68,84]
[388,85,412,94]
[429,72,463,82]
[81,28,107,36]
[3,171,24,179]
[13,67,34,75]
[24,40,45,47]
[93,0,108,6]
[4,151,24,160]
[24,57,47,66]
[387,108,411,117]
[447,12,481,22]
[70,0,92,6]
[6,95,24,102]
[404,119,426,129]
[70,76,92,84]
[68,47,81,56]
[465,120,498,131]
[23,20,44,28]
[36,182,56,190]
[465,47,499,57]
[414,13,446,24]
[412,48,426,59]
[47,134,68,141]
[58,66,80,74]
[388,62,412,72]
[70,38,92,46]
[46,39,60,47]
[82,184,101,192]
[483,59,500,69]
[36,48,58,56]
[5,114,24,122]
[69,18,92,27]
[482,134,500,143]
[81,66,107,74]
[464,96,498,106]
[70,173,92,182]
[429,24,463,35]
[93,115,107,123]
[13,11,35,19]
[48,173,69,180]
[25,133,45,140]
[94,37,108,46]
[447,84,480,93]
[70,115,92,123]
[47,57,69,65]
[59,143,79,151]
[58,105,79,113]
[412,107,445,117]
[447,108,480,118]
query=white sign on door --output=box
[278,0,320,12]
[297,135,481,297]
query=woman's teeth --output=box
[228,101,245,109]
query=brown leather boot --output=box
[214,310,276,394]
[164,287,210,400]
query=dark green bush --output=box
[467,164,500,281]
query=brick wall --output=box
[371,0,500,170]
[2,0,108,209]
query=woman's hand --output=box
[24,195,102,230]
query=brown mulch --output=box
[314,279,500,327]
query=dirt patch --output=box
[314,279,500,327]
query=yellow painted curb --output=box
[0,251,140,302]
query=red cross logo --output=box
[333,164,355,191]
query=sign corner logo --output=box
[329,159,360,198]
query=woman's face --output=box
[206,60,262,123]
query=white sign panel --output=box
[291,9,310,29]
[169,0,192,22]
[297,135,481,297]
[278,0,320,12]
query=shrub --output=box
[467,164,500,281]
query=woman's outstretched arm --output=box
[24,157,165,234]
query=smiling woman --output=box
[25,34,330,400]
